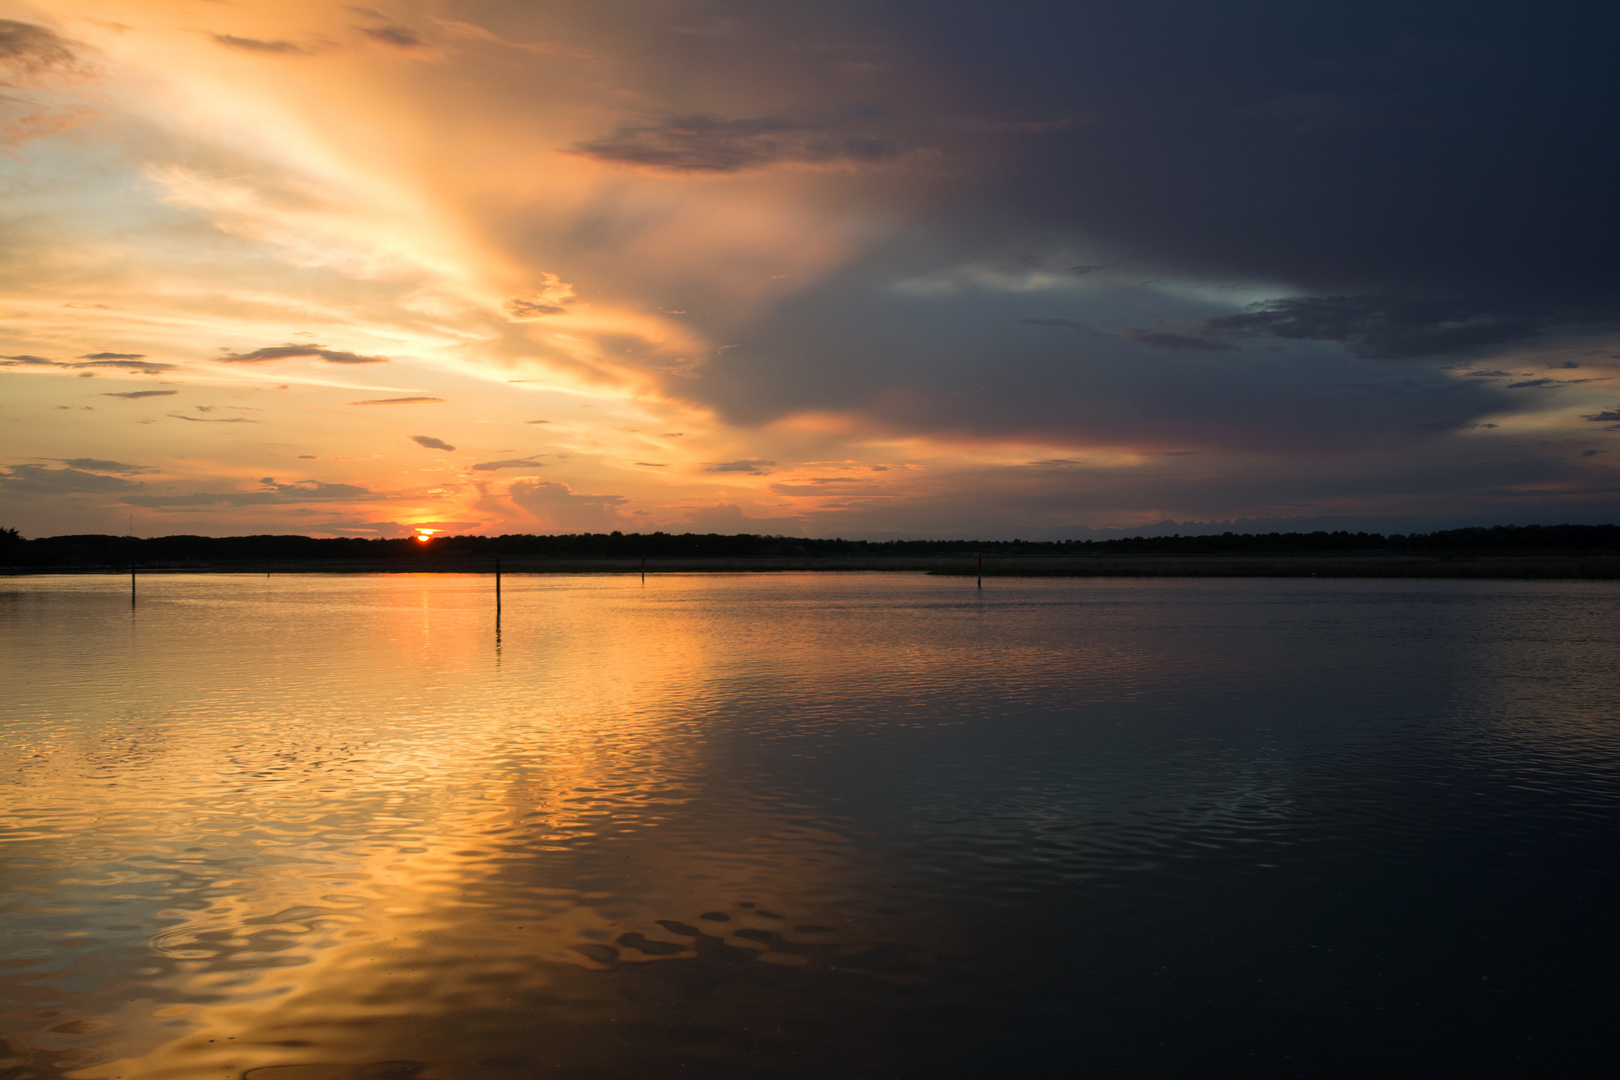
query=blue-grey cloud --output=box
[103,390,178,399]
[1199,296,1549,359]
[348,397,444,405]
[471,458,544,471]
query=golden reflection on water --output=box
[2,574,1004,1080]
[5,573,1619,1080]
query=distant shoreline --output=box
[5,524,1617,578]
[6,553,1620,579]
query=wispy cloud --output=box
[3,355,175,373]
[704,459,777,475]
[124,478,377,508]
[359,25,426,49]
[568,113,905,173]
[0,464,142,495]
[220,344,389,365]
[55,458,154,474]
[211,34,305,55]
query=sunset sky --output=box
[2,1,1617,539]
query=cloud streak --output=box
[568,114,905,173]
[0,464,142,495]
[124,479,377,508]
[410,435,456,451]
[220,344,389,365]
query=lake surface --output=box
[2,573,1617,1079]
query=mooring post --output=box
[495,558,502,621]
[131,563,137,607]
[641,551,646,583]
[977,550,983,589]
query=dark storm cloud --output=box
[410,435,456,451]
[568,114,904,173]
[1199,296,1548,359]
[0,464,141,495]
[211,35,305,54]
[685,247,1522,458]
[908,3,1619,304]
[220,344,388,364]
[629,0,1620,527]
[124,479,376,508]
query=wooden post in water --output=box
[641,551,646,583]
[495,558,502,621]
[131,563,137,607]
[977,550,983,589]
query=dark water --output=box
[2,573,1617,1079]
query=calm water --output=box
[2,573,1617,1079]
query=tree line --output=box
[1,523,1617,568]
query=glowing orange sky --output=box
[3,2,1616,538]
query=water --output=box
[2,573,1617,1079]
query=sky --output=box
[2,1,1618,540]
